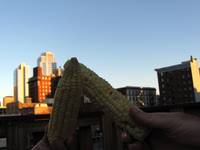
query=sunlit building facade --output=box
[3,96,14,107]
[14,63,30,103]
[156,56,200,105]
[29,67,52,103]
[37,51,57,76]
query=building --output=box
[6,101,51,115]
[50,66,63,97]
[0,106,6,114]
[37,51,57,76]
[117,86,157,107]
[142,87,157,106]
[155,56,200,105]
[1,101,200,150]
[14,63,30,103]
[29,67,52,102]
[3,96,14,107]
[54,66,63,77]
[50,76,61,98]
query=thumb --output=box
[129,106,178,129]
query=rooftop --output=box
[117,86,156,90]
[155,56,197,72]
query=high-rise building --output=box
[29,67,52,102]
[14,63,30,103]
[155,56,200,105]
[37,51,57,76]
[117,86,157,107]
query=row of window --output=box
[38,85,50,89]
[42,76,51,80]
[38,81,51,86]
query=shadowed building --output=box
[51,76,61,98]
[50,66,63,98]
[1,102,200,150]
[142,87,157,106]
[117,86,156,107]
[155,56,200,105]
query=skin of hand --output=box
[126,106,200,150]
[31,134,68,150]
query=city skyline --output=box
[1,50,199,104]
[1,0,200,103]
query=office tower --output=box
[14,63,30,103]
[155,56,200,105]
[37,51,57,76]
[29,67,51,102]
[117,86,156,107]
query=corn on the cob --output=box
[47,57,149,145]
[47,58,83,144]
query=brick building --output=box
[29,67,51,102]
[155,56,200,105]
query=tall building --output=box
[37,51,57,76]
[155,56,200,105]
[14,63,30,103]
[29,67,52,103]
[117,86,157,107]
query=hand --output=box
[127,107,200,150]
[31,134,67,150]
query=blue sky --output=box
[1,0,200,103]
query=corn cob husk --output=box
[47,58,83,144]
[47,57,149,145]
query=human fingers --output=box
[50,138,67,150]
[31,135,50,150]
[121,132,150,150]
[129,106,182,129]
